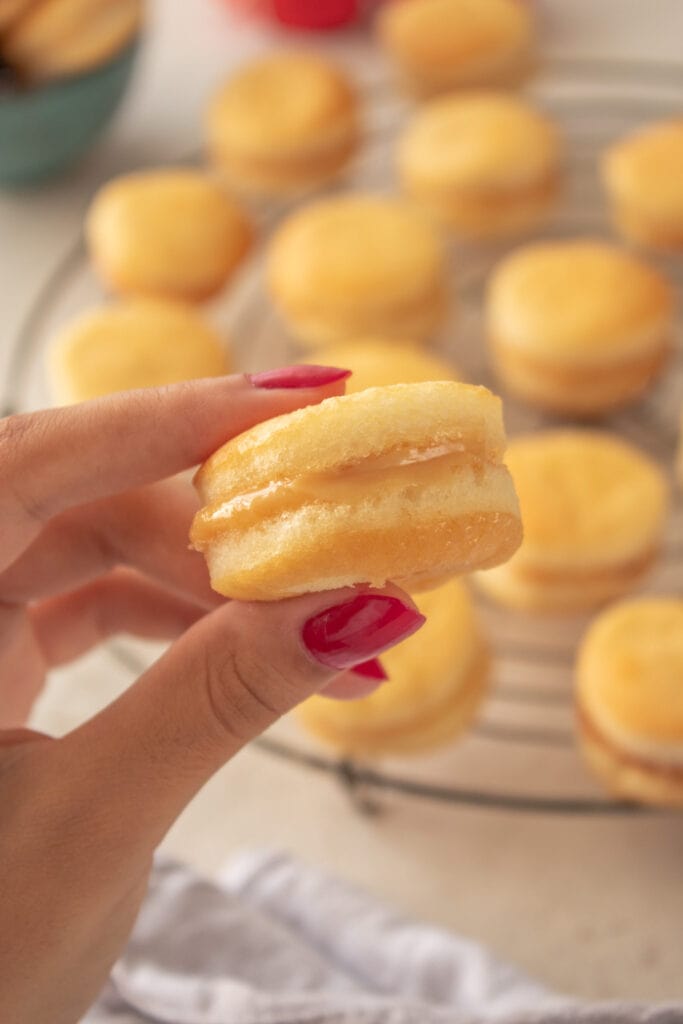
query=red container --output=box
[227,0,359,29]
[273,0,358,27]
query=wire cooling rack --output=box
[5,57,682,815]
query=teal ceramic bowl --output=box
[0,37,139,187]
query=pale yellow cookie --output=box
[206,52,359,196]
[476,431,669,613]
[86,169,252,303]
[487,240,673,415]
[315,338,460,392]
[298,580,489,756]
[267,195,448,346]
[377,0,534,97]
[602,118,683,249]
[399,92,561,238]
[3,0,142,81]
[577,598,683,807]
[49,299,230,403]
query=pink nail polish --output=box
[250,365,351,389]
[351,658,389,681]
[302,594,425,671]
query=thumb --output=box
[58,586,425,848]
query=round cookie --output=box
[86,169,252,303]
[298,579,489,757]
[206,52,359,196]
[487,240,673,415]
[3,0,142,82]
[576,598,683,807]
[267,195,448,346]
[191,381,522,601]
[602,118,683,249]
[476,431,669,613]
[314,338,460,392]
[398,92,561,238]
[48,299,230,403]
[377,0,534,97]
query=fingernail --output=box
[303,594,425,671]
[249,365,351,389]
[352,658,389,681]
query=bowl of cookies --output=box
[0,0,143,186]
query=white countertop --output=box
[3,0,683,1003]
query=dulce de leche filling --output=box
[191,442,495,549]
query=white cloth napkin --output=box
[84,851,682,1024]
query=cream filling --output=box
[412,170,559,207]
[492,320,672,367]
[406,39,533,89]
[192,442,494,546]
[580,699,683,769]
[485,546,657,582]
[216,131,357,184]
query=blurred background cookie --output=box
[206,51,359,196]
[377,0,535,97]
[86,169,252,302]
[576,598,683,808]
[602,117,683,249]
[487,240,673,415]
[3,0,143,83]
[312,338,461,391]
[476,431,669,613]
[297,579,489,757]
[267,194,448,345]
[398,91,561,239]
[0,0,33,32]
[48,299,230,403]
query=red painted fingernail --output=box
[352,658,389,681]
[302,594,425,671]
[249,365,351,389]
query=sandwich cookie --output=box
[313,337,460,392]
[377,0,534,97]
[298,579,489,756]
[487,240,673,415]
[267,194,448,346]
[206,52,359,196]
[602,118,683,249]
[398,92,562,239]
[476,431,669,613]
[191,381,522,601]
[86,169,252,303]
[48,299,230,403]
[577,598,683,807]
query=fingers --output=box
[0,595,51,729]
[0,479,219,609]
[0,370,348,570]
[29,568,207,668]
[59,586,425,848]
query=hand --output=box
[0,369,424,1024]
